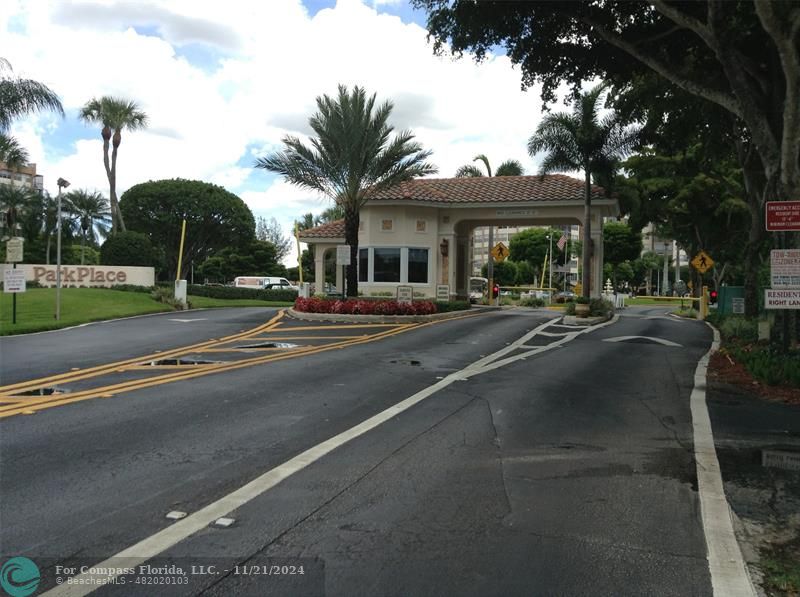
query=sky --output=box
[4,0,563,267]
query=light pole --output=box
[55,177,70,320]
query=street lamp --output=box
[55,177,70,320]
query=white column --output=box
[314,246,325,295]
[591,220,604,298]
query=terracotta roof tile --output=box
[367,174,606,204]
[298,219,345,239]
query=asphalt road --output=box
[0,306,715,596]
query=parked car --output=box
[554,291,576,303]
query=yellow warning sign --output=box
[491,242,510,262]
[691,250,714,274]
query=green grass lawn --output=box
[0,288,295,335]
[626,297,698,306]
[0,287,171,335]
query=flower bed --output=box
[294,297,437,316]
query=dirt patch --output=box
[708,351,800,406]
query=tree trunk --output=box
[344,203,359,297]
[110,136,126,232]
[45,234,51,264]
[80,232,86,265]
[582,169,592,298]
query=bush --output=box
[186,284,296,302]
[150,286,188,310]
[294,297,441,316]
[589,297,614,317]
[435,300,471,313]
[718,315,759,343]
[101,231,159,268]
[519,296,546,308]
[730,343,800,388]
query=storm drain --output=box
[234,342,299,349]
[15,386,69,397]
[147,358,223,366]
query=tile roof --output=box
[298,219,345,239]
[298,174,610,239]
[366,174,607,204]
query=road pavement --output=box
[1,306,720,596]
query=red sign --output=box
[766,201,800,231]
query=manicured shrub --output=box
[186,284,296,302]
[101,231,160,268]
[294,297,446,316]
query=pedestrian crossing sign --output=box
[491,242,509,262]
[691,250,714,274]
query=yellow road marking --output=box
[0,311,286,395]
[273,324,412,331]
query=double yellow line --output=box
[0,313,422,418]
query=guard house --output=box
[298,174,618,299]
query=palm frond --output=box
[495,160,524,176]
[455,164,484,177]
[0,68,64,131]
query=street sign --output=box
[4,268,26,293]
[490,242,509,262]
[765,289,800,309]
[766,201,800,231]
[770,249,800,288]
[691,250,714,274]
[732,297,745,314]
[436,285,450,301]
[336,245,351,266]
[396,285,413,304]
[5,237,23,263]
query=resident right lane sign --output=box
[766,201,800,231]
[765,289,800,309]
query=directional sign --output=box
[691,250,714,274]
[490,242,509,262]
[766,201,800,231]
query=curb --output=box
[561,313,614,326]
[286,307,483,324]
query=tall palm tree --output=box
[0,58,63,132]
[455,154,524,178]
[66,189,111,264]
[0,134,29,169]
[528,82,639,298]
[256,84,437,297]
[79,96,148,233]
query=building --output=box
[299,175,618,299]
[0,161,44,192]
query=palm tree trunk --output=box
[110,141,126,232]
[45,234,51,264]
[582,169,592,298]
[344,204,359,297]
[102,132,116,234]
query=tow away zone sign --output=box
[765,289,800,309]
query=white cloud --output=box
[6,0,561,267]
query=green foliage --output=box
[186,284,297,302]
[120,179,255,279]
[718,316,759,343]
[730,344,800,388]
[603,221,642,265]
[509,227,563,272]
[62,244,100,265]
[150,285,188,310]
[480,260,518,286]
[434,300,471,313]
[100,231,161,268]
[197,240,286,283]
[519,296,546,308]
[515,260,536,285]
[589,298,614,317]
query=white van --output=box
[233,276,298,291]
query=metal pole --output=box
[12,262,16,324]
[55,178,69,320]
[176,219,187,281]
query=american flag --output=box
[556,233,567,251]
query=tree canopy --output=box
[120,179,255,280]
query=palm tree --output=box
[455,154,524,178]
[66,189,111,264]
[79,96,148,233]
[0,134,29,169]
[256,84,437,297]
[528,82,639,298]
[0,58,63,132]
[0,184,38,241]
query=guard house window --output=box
[408,248,429,283]
[373,248,401,282]
[358,248,368,282]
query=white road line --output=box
[602,335,683,347]
[42,314,613,597]
[691,325,756,597]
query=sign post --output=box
[336,245,351,299]
[5,237,24,324]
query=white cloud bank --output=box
[5,0,554,266]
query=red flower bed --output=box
[294,297,438,316]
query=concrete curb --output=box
[561,313,614,326]
[286,307,483,324]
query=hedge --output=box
[185,284,297,302]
